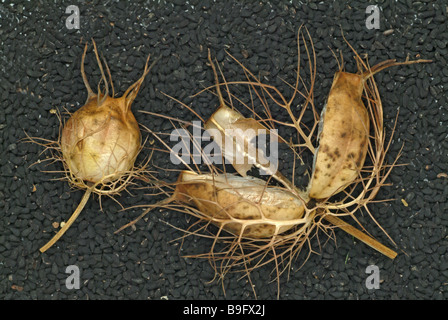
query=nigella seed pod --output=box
[60,81,142,184]
[308,57,432,200]
[308,71,369,199]
[38,40,159,253]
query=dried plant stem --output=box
[323,214,397,259]
[39,188,92,253]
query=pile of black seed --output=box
[0,0,447,300]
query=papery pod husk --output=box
[308,56,431,200]
[203,48,281,178]
[308,71,369,199]
[204,103,275,177]
[174,170,306,238]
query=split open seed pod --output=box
[173,170,307,238]
[204,104,271,176]
[202,49,306,202]
[202,49,283,178]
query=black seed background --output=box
[0,0,447,301]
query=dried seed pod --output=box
[308,71,370,199]
[309,58,431,200]
[38,40,159,253]
[203,50,302,201]
[61,89,142,185]
[174,170,307,238]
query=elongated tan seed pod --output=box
[308,58,431,200]
[308,71,369,199]
[174,170,306,238]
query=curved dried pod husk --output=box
[117,170,309,239]
[37,40,159,253]
[204,103,271,177]
[203,48,284,178]
[308,56,432,200]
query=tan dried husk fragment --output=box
[118,26,431,297]
[27,40,159,253]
